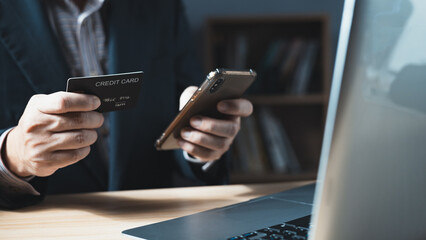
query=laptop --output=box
[123,0,426,239]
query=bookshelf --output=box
[204,15,331,184]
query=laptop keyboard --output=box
[227,215,311,240]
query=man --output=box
[0,0,253,209]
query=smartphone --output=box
[155,69,257,150]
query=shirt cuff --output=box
[183,151,216,172]
[0,128,39,196]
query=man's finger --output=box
[177,139,220,162]
[180,127,230,151]
[32,147,91,177]
[47,130,98,151]
[179,86,198,110]
[36,92,101,114]
[217,98,253,117]
[48,112,104,132]
[189,116,240,138]
[49,147,91,168]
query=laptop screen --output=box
[311,0,426,239]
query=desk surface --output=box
[0,181,313,240]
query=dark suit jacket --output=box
[0,0,228,209]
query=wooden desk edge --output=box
[0,181,314,240]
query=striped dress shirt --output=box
[46,0,107,77]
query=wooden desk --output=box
[0,181,313,240]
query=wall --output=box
[182,0,344,68]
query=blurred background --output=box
[183,0,345,184]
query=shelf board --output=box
[230,171,317,184]
[247,94,325,105]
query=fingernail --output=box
[93,97,101,108]
[182,130,191,139]
[178,139,185,146]
[191,117,202,128]
[218,102,229,112]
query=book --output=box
[232,117,250,173]
[257,107,301,173]
[277,38,306,94]
[232,115,269,173]
[253,39,289,94]
[290,40,319,94]
[242,115,268,173]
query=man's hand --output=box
[3,92,104,177]
[178,86,253,162]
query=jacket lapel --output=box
[0,0,71,94]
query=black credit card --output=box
[66,71,143,112]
